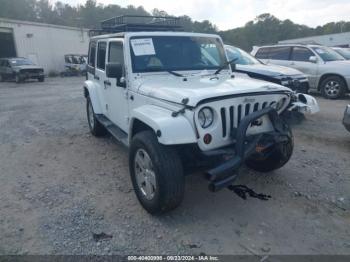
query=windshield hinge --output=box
[171,98,190,117]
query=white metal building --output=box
[0,18,90,73]
[279,32,350,47]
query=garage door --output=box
[0,27,16,58]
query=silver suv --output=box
[252,44,350,99]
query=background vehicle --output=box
[0,57,45,83]
[225,45,309,93]
[343,105,350,132]
[84,15,318,214]
[61,54,88,77]
[252,44,350,99]
[332,47,350,60]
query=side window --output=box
[88,42,96,67]
[269,46,291,60]
[108,42,124,65]
[97,42,107,70]
[255,47,270,59]
[291,47,314,62]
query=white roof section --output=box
[278,31,350,47]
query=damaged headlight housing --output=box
[198,107,214,128]
[271,98,286,112]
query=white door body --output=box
[104,39,129,132]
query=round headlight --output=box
[198,107,214,128]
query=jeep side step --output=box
[95,114,128,146]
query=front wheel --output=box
[15,75,22,83]
[129,131,185,214]
[245,123,294,172]
[0,74,3,82]
[38,76,45,82]
[320,76,346,99]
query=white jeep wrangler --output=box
[84,18,318,214]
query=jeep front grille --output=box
[219,99,285,138]
[195,93,291,151]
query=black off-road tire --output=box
[38,76,45,82]
[245,122,294,172]
[0,74,3,82]
[129,131,185,214]
[320,75,346,99]
[86,97,106,137]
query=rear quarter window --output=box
[268,46,291,60]
[88,41,97,67]
[255,47,270,59]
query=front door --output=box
[289,47,319,88]
[104,39,129,132]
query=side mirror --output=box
[309,56,318,63]
[106,63,123,79]
[230,62,236,71]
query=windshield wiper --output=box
[166,70,184,77]
[147,66,184,77]
[214,58,239,75]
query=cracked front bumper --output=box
[206,107,292,192]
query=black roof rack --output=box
[89,15,183,37]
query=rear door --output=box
[94,40,109,115]
[290,46,318,87]
[267,46,292,67]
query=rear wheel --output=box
[245,122,294,172]
[0,74,3,82]
[86,97,106,137]
[320,76,346,99]
[129,131,185,214]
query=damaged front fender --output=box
[288,93,320,114]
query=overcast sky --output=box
[57,0,350,30]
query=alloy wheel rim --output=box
[325,81,340,97]
[134,149,156,200]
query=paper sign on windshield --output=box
[130,38,156,56]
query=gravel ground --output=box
[0,77,349,255]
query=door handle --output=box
[94,75,100,80]
[104,80,111,86]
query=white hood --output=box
[136,74,291,107]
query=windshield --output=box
[333,48,350,60]
[311,46,345,62]
[130,36,228,73]
[225,45,261,65]
[10,58,34,66]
